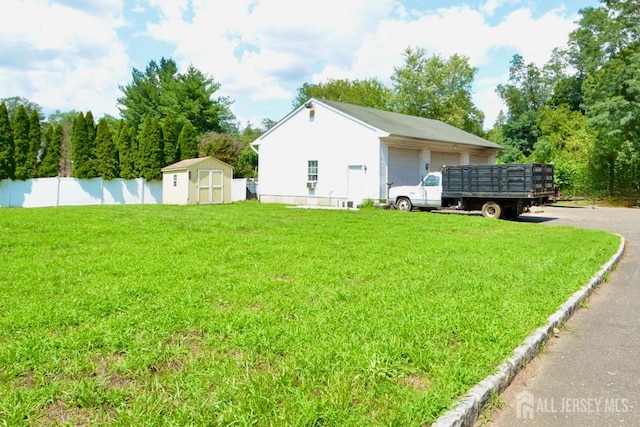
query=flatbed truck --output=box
[388,163,555,219]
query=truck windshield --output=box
[423,175,440,186]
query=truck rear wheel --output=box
[396,197,413,212]
[481,201,502,219]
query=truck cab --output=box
[388,172,443,211]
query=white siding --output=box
[257,104,385,205]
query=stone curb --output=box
[432,234,627,427]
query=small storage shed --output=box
[161,157,234,205]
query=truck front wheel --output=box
[396,197,413,212]
[481,201,502,219]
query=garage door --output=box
[388,147,420,186]
[470,154,489,164]
[430,151,461,171]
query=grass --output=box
[0,202,621,426]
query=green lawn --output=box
[0,202,621,426]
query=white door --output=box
[197,169,224,204]
[347,165,366,207]
[421,173,442,207]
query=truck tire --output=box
[481,201,502,219]
[396,197,413,212]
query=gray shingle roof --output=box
[318,99,503,149]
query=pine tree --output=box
[85,111,96,145]
[95,118,119,180]
[13,105,30,180]
[26,109,41,178]
[0,102,15,180]
[137,115,164,181]
[163,116,179,165]
[38,124,62,177]
[116,121,135,179]
[178,121,198,160]
[71,112,97,178]
[129,126,140,177]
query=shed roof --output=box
[318,99,502,149]
[161,156,233,172]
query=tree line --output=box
[295,0,640,198]
[0,58,262,182]
[1,0,637,198]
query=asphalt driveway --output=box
[480,205,640,426]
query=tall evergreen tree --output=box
[137,115,164,181]
[178,121,198,160]
[71,112,97,178]
[26,109,41,178]
[85,111,96,145]
[95,118,119,180]
[118,58,236,135]
[13,105,30,180]
[162,116,179,165]
[116,120,136,179]
[38,124,61,177]
[0,102,15,180]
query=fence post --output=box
[56,177,61,207]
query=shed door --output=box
[197,169,224,204]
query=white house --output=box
[252,98,503,207]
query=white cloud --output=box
[0,0,130,117]
[0,0,592,127]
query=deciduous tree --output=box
[391,47,484,135]
[293,78,392,111]
[199,132,243,167]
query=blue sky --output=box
[1,0,600,130]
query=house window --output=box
[309,108,315,122]
[173,174,178,187]
[308,160,318,182]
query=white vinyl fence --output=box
[0,177,257,208]
[0,177,162,208]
